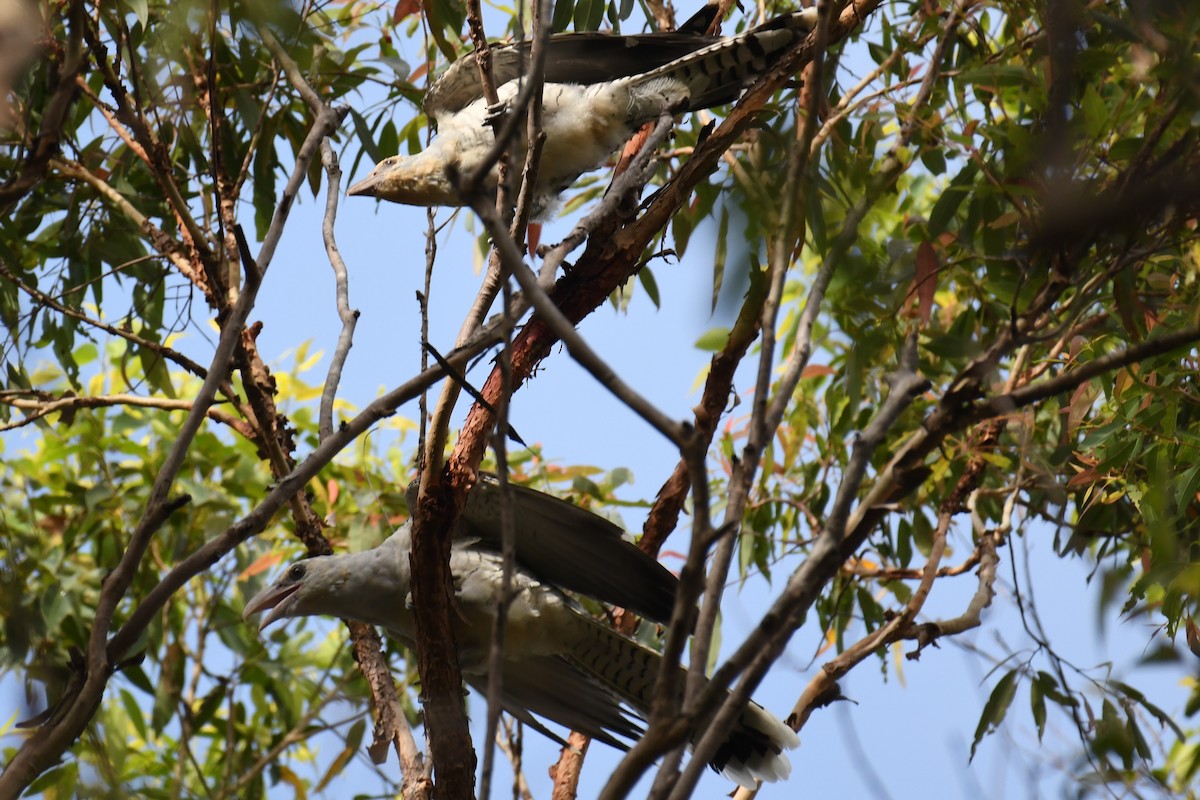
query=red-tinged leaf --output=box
[1186,618,1200,659]
[239,551,283,581]
[527,222,542,254]
[408,61,429,84]
[987,210,1021,229]
[659,550,688,565]
[328,478,339,505]
[1066,467,1100,489]
[393,0,421,25]
[802,364,835,380]
[1067,381,1097,434]
[914,241,938,325]
[1112,368,1133,398]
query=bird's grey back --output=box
[407,475,678,622]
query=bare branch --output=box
[78,15,216,278]
[470,191,690,447]
[0,391,248,435]
[317,139,359,441]
[50,156,207,288]
[969,324,1200,425]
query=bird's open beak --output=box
[243,582,301,631]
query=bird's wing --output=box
[423,33,716,118]
[464,655,643,749]
[408,475,678,622]
[422,4,724,118]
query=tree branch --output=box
[317,139,359,441]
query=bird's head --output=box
[243,557,342,631]
[346,151,462,207]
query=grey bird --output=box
[244,475,799,788]
[346,7,819,211]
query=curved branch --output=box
[0,392,248,435]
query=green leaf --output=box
[316,718,367,791]
[694,327,730,351]
[119,0,149,28]
[928,163,977,235]
[583,0,606,31]
[1029,678,1046,741]
[920,148,946,176]
[958,64,1033,88]
[192,682,227,730]
[711,205,728,312]
[1080,84,1108,140]
[572,0,594,31]
[25,761,78,796]
[970,668,1019,761]
[638,267,660,308]
[349,108,384,165]
[1112,680,1185,739]
[551,0,574,32]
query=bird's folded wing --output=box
[405,475,679,623]
[464,654,643,749]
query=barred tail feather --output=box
[565,616,799,787]
[630,8,820,113]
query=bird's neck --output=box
[319,537,414,634]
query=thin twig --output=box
[317,139,359,440]
[0,260,214,384]
[0,392,247,434]
[469,196,689,448]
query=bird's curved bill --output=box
[243,582,301,631]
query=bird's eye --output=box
[288,563,307,581]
